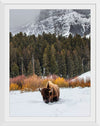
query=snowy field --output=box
[10,87,91,117]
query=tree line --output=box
[10,32,90,78]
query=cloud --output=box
[10,9,40,31]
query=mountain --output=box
[11,9,90,37]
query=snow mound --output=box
[78,71,90,81]
[71,71,91,82]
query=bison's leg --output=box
[50,98,53,103]
[53,97,59,101]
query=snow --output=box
[9,87,90,117]
[71,71,90,82]
[86,34,90,38]
[78,71,90,81]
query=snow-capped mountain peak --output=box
[11,9,90,37]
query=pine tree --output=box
[11,63,19,77]
[43,47,49,75]
[73,50,79,76]
[78,56,84,74]
[67,51,74,78]
[35,59,42,76]
[10,32,13,42]
[61,50,67,78]
[50,45,58,74]
[27,61,33,75]
[58,50,66,78]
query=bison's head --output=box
[39,88,53,103]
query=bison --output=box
[39,81,60,103]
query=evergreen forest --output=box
[10,32,90,79]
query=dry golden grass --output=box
[21,74,42,91]
[10,74,91,91]
[69,79,91,88]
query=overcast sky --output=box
[10,9,40,31]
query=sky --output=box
[10,9,40,31]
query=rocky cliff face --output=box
[11,9,90,37]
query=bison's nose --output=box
[45,100,49,103]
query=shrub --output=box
[41,79,49,88]
[22,74,42,91]
[53,77,69,87]
[69,78,91,88]
[9,74,91,91]
[10,83,19,90]
[10,75,26,89]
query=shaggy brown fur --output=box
[39,81,60,103]
[46,81,60,102]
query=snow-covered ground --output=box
[9,87,90,117]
